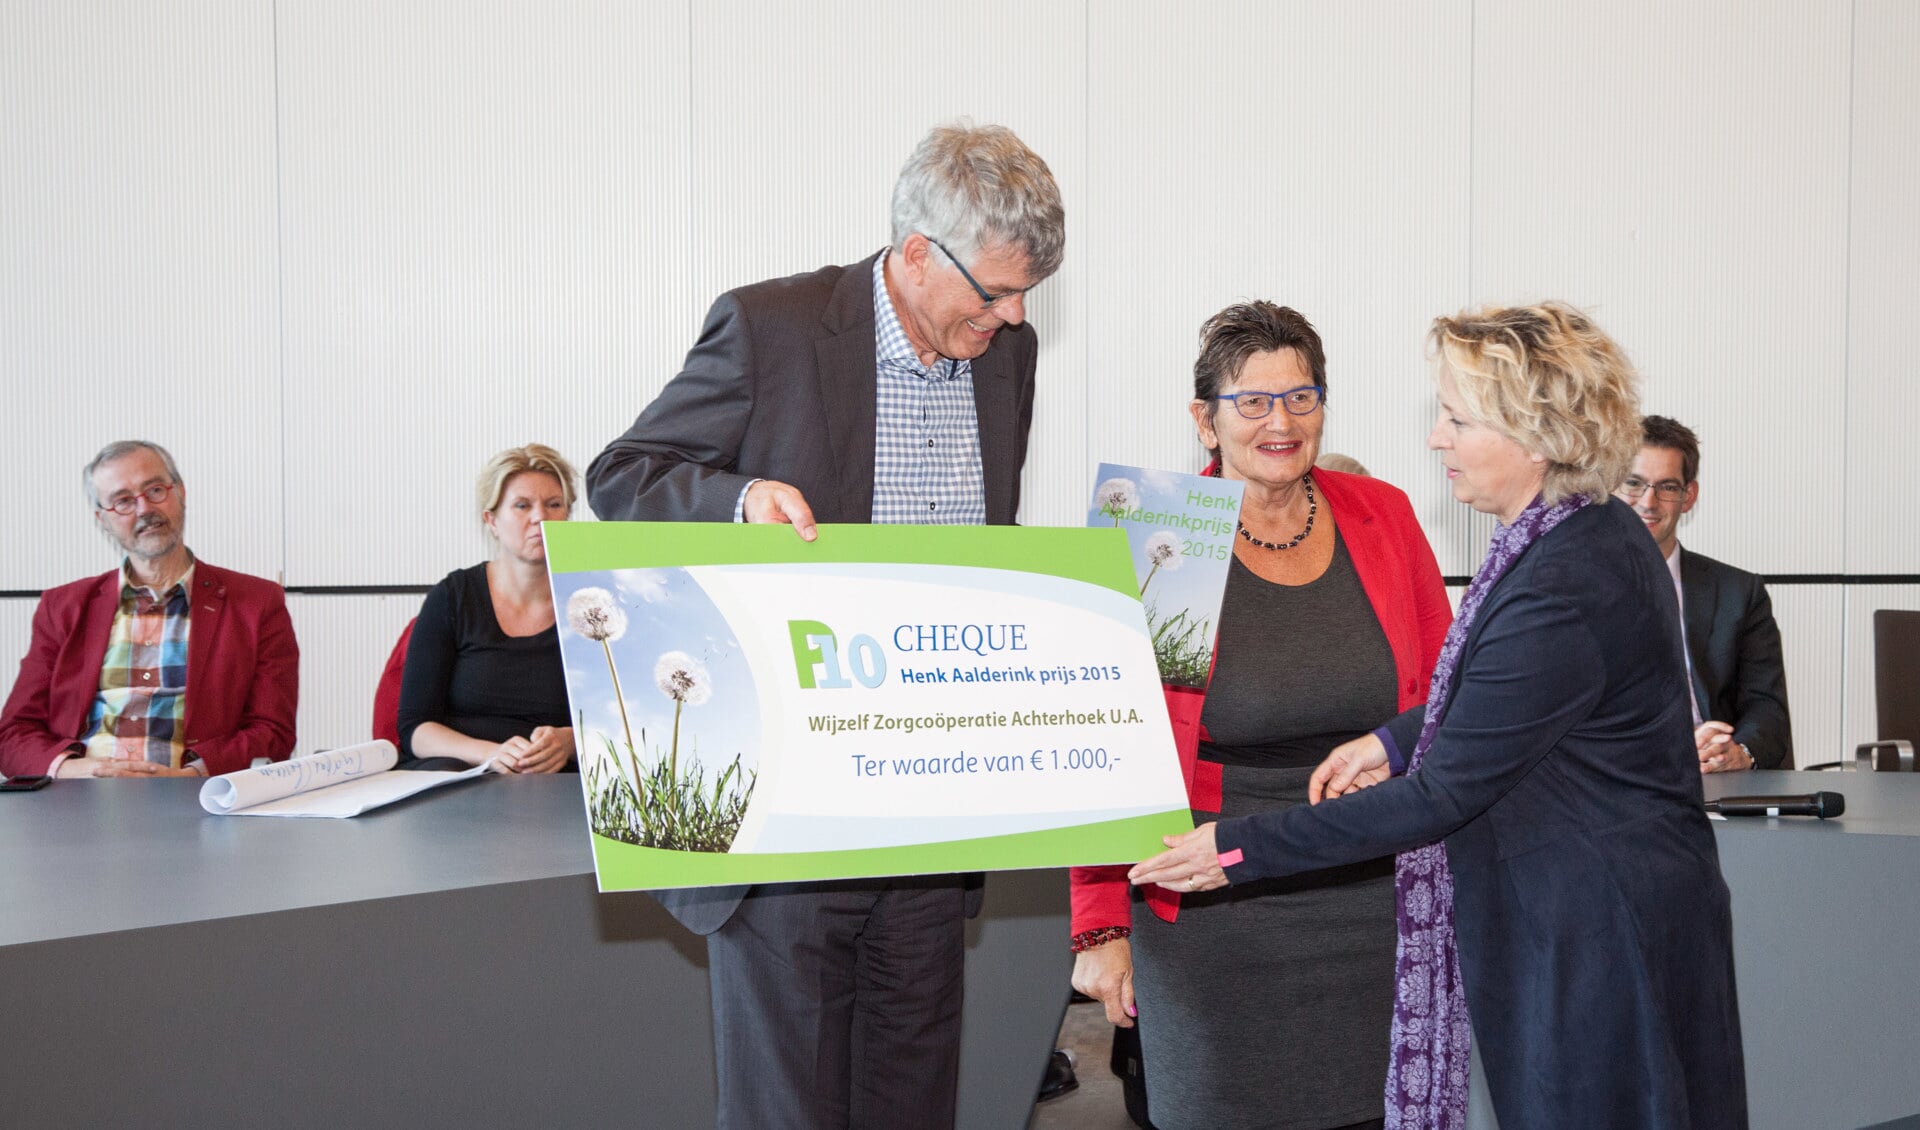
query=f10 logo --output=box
[788,620,887,690]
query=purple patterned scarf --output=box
[1384,492,1591,1130]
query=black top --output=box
[1198,529,1397,768]
[396,564,571,760]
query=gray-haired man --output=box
[588,121,1064,1129]
[0,441,298,780]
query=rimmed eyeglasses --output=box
[1217,387,1325,419]
[927,236,1031,310]
[1617,476,1689,502]
[97,482,177,515]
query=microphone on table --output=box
[1705,792,1845,819]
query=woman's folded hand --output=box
[1311,733,1390,802]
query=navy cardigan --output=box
[1215,498,1748,1130]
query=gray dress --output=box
[1130,531,1399,1130]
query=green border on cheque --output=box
[544,523,1140,599]
[590,808,1193,888]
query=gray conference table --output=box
[1702,770,1920,1130]
[0,775,1070,1129]
[6,770,1918,1129]
[1461,770,1920,1130]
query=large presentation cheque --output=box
[544,523,1192,891]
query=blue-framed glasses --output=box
[927,236,1030,309]
[1218,386,1324,419]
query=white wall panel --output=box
[685,0,1088,525]
[0,1,282,589]
[0,0,1912,817]
[1767,585,1843,769]
[1088,1,1477,568]
[0,601,38,716]
[1472,0,1851,575]
[1844,585,1920,752]
[276,0,695,585]
[285,592,424,756]
[1845,2,1920,574]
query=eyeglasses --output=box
[1217,386,1325,419]
[1617,476,1689,502]
[927,236,1029,309]
[98,482,177,515]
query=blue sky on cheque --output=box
[1086,464,1238,629]
[552,567,760,777]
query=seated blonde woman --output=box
[397,444,580,773]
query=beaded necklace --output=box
[1213,461,1317,551]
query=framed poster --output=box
[1089,463,1243,687]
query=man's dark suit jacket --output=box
[1679,548,1792,769]
[586,251,1036,526]
[585,252,1037,934]
[1215,499,1747,1129]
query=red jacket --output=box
[0,562,300,777]
[1069,468,1452,935]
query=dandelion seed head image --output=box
[1144,530,1184,570]
[555,569,758,852]
[566,587,627,642]
[1095,476,1140,520]
[654,651,712,706]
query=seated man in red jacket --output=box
[0,441,298,779]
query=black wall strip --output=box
[0,585,433,599]
[284,585,436,596]
[1438,574,1920,588]
[3,576,1918,601]
[1749,575,1920,586]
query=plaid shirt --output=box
[81,561,194,767]
[869,253,987,525]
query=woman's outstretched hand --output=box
[1128,823,1226,893]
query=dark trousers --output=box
[706,875,967,1130]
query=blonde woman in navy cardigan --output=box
[1135,304,1747,1130]
[1071,302,1450,1130]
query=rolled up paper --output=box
[200,740,400,814]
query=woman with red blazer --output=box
[1070,303,1449,1130]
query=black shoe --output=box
[1037,1049,1079,1102]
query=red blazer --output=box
[1069,468,1452,935]
[0,562,300,777]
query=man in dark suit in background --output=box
[1617,415,1792,770]
[586,120,1064,1129]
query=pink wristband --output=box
[1217,848,1243,868]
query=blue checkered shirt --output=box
[868,253,986,525]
